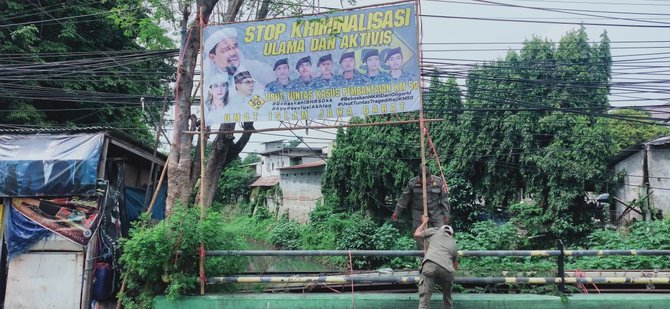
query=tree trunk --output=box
[166,0,255,214]
[196,122,255,206]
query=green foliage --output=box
[270,215,303,250]
[335,213,378,268]
[607,109,670,152]
[450,218,670,290]
[217,158,257,203]
[0,0,173,145]
[442,28,616,241]
[224,214,276,242]
[242,153,261,164]
[371,222,418,269]
[224,197,419,270]
[322,115,419,216]
[568,219,670,269]
[118,205,247,309]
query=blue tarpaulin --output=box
[5,204,51,259]
[124,185,166,221]
[0,134,103,197]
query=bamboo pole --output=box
[207,276,670,285]
[204,249,670,257]
[198,7,207,296]
[414,0,429,253]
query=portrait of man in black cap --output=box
[312,54,338,89]
[385,47,416,82]
[334,51,368,87]
[289,56,313,91]
[265,58,291,92]
[363,48,392,83]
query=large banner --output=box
[203,2,420,126]
[0,133,103,197]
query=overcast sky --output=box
[170,0,670,156]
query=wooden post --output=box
[414,0,429,253]
[198,7,207,295]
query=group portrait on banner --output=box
[202,2,421,127]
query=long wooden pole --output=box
[415,0,429,253]
[198,7,207,296]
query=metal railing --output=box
[204,248,670,290]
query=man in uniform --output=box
[392,165,450,249]
[288,56,313,91]
[385,47,416,82]
[265,58,291,92]
[414,216,458,309]
[363,48,391,83]
[333,51,368,87]
[311,54,338,89]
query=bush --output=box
[372,222,419,269]
[270,216,303,250]
[568,219,670,269]
[118,205,247,309]
[455,220,555,277]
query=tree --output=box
[447,27,616,241]
[324,27,620,241]
[217,158,257,203]
[322,115,419,217]
[321,73,466,219]
[0,0,174,145]
[607,109,670,152]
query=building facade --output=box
[613,135,670,224]
[251,140,326,223]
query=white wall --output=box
[279,167,324,223]
[614,145,670,223]
[647,145,670,218]
[614,151,644,223]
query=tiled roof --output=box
[249,176,280,187]
[279,160,326,170]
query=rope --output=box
[424,127,450,193]
[575,270,589,293]
[348,250,356,309]
[320,283,342,293]
[575,269,601,293]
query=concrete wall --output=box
[647,144,670,218]
[614,151,644,223]
[614,145,670,223]
[279,166,323,223]
[260,154,287,177]
[155,293,670,309]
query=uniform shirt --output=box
[422,227,458,273]
[288,78,312,91]
[265,80,291,92]
[333,71,369,87]
[390,70,417,82]
[311,76,338,89]
[367,71,392,83]
[394,175,450,217]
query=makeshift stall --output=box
[0,129,166,309]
